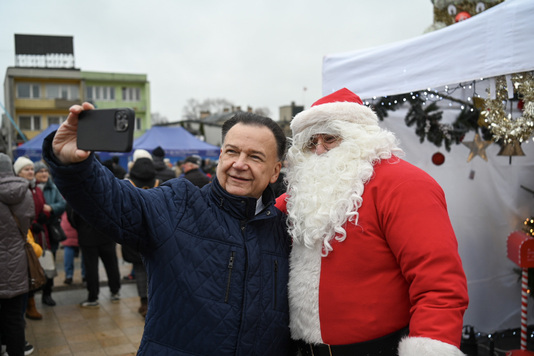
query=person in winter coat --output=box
[60,207,84,285]
[151,146,176,182]
[276,88,469,356]
[0,153,35,356]
[13,156,49,321]
[112,156,127,179]
[34,160,66,306]
[182,156,211,188]
[68,205,121,308]
[43,103,291,356]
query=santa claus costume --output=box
[276,88,468,356]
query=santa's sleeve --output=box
[380,172,468,356]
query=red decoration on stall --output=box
[455,11,471,22]
[432,152,445,166]
[508,231,534,267]
[506,231,534,355]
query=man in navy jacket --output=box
[43,102,291,355]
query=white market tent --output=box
[322,0,534,100]
[322,0,534,334]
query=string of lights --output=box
[366,72,534,154]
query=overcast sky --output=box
[0,0,434,122]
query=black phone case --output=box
[77,108,135,152]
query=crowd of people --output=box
[1,88,468,355]
[0,140,215,355]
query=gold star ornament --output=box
[462,133,492,162]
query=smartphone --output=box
[77,108,135,152]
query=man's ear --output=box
[269,161,282,184]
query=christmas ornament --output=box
[455,11,471,22]
[462,133,492,162]
[432,152,445,165]
[481,72,534,145]
[498,140,525,164]
[498,140,525,156]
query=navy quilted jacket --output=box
[43,135,291,356]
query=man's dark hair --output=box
[222,112,286,161]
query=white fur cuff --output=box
[398,337,465,356]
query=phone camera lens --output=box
[114,110,129,132]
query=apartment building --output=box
[2,34,150,155]
[82,71,150,134]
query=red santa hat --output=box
[290,88,379,136]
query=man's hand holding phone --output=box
[52,102,135,164]
[53,102,94,164]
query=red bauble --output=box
[518,100,524,110]
[455,11,471,22]
[432,152,445,166]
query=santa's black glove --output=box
[31,222,44,234]
[37,212,48,225]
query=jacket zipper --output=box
[274,259,278,309]
[225,251,235,303]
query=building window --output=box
[16,83,40,98]
[48,116,67,126]
[19,115,41,130]
[86,86,115,101]
[46,84,80,100]
[122,87,141,102]
[135,117,142,131]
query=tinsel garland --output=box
[482,72,534,144]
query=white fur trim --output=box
[288,243,323,343]
[291,101,378,136]
[398,337,465,356]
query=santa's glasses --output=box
[303,134,341,152]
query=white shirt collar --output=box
[255,197,265,215]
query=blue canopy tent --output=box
[132,126,220,164]
[13,124,60,161]
[12,124,220,169]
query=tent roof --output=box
[133,126,220,159]
[13,124,59,161]
[322,0,534,99]
[13,125,221,162]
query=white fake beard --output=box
[285,122,401,256]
